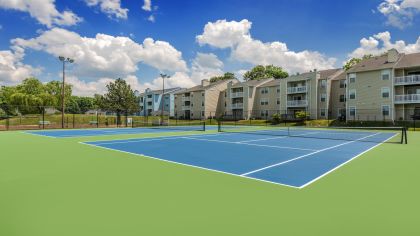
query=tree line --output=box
[0,78,139,120]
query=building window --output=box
[320,79,327,88]
[320,93,327,102]
[349,106,356,117]
[202,101,204,106]
[260,98,269,105]
[261,87,269,94]
[224,102,226,107]
[320,109,326,117]
[382,105,390,117]
[381,87,390,98]
[339,80,345,88]
[349,89,356,100]
[276,98,280,105]
[339,94,345,103]
[381,70,390,80]
[202,92,204,96]
[260,110,268,117]
[349,74,356,83]
[277,87,280,93]
[202,111,205,117]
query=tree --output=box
[343,54,373,71]
[99,78,140,126]
[209,72,236,83]
[243,65,288,81]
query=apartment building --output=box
[223,78,274,119]
[253,79,281,118]
[346,49,420,121]
[278,71,318,119]
[174,78,238,120]
[328,70,347,119]
[139,87,184,117]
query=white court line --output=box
[79,141,300,189]
[237,131,320,143]
[181,136,317,151]
[86,133,234,145]
[298,133,398,189]
[22,131,57,138]
[240,132,381,176]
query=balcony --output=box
[394,94,420,104]
[394,75,420,85]
[231,103,243,109]
[231,92,244,98]
[181,96,190,102]
[287,100,308,107]
[287,86,307,94]
[182,105,191,110]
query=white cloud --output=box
[12,28,188,79]
[196,19,336,73]
[0,47,41,85]
[147,14,155,22]
[143,52,225,90]
[377,0,420,29]
[196,19,252,48]
[0,20,42,85]
[0,0,81,27]
[348,31,420,59]
[84,0,128,19]
[142,0,152,11]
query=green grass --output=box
[0,129,419,235]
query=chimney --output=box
[387,49,399,63]
[201,79,210,86]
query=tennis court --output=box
[83,125,404,188]
[25,122,210,138]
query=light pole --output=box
[160,73,170,124]
[58,56,74,128]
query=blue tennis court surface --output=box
[83,129,397,188]
[25,125,217,138]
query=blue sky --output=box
[1,0,420,95]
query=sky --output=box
[1,0,420,96]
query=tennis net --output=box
[217,121,407,144]
[132,121,206,132]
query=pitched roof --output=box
[318,69,341,80]
[346,54,400,73]
[139,87,184,96]
[395,52,420,69]
[175,79,238,94]
[259,79,280,87]
[231,78,273,88]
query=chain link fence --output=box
[1,105,419,131]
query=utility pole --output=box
[160,73,170,125]
[58,56,74,128]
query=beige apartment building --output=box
[328,70,347,120]
[174,78,238,120]
[222,78,274,119]
[346,49,420,121]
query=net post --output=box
[217,120,221,132]
[404,127,408,144]
[203,121,206,131]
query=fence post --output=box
[96,112,99,128]
[6,116,9,130]
[42,108,45,129]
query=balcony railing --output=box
[231,103,243,109]
[231,92,244,98]
[394,94,420,104]
[394,75,420,85]
[182,105,191,110]
[287,86,307,94]
[287,100,308,107]
[181,96,190,102]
